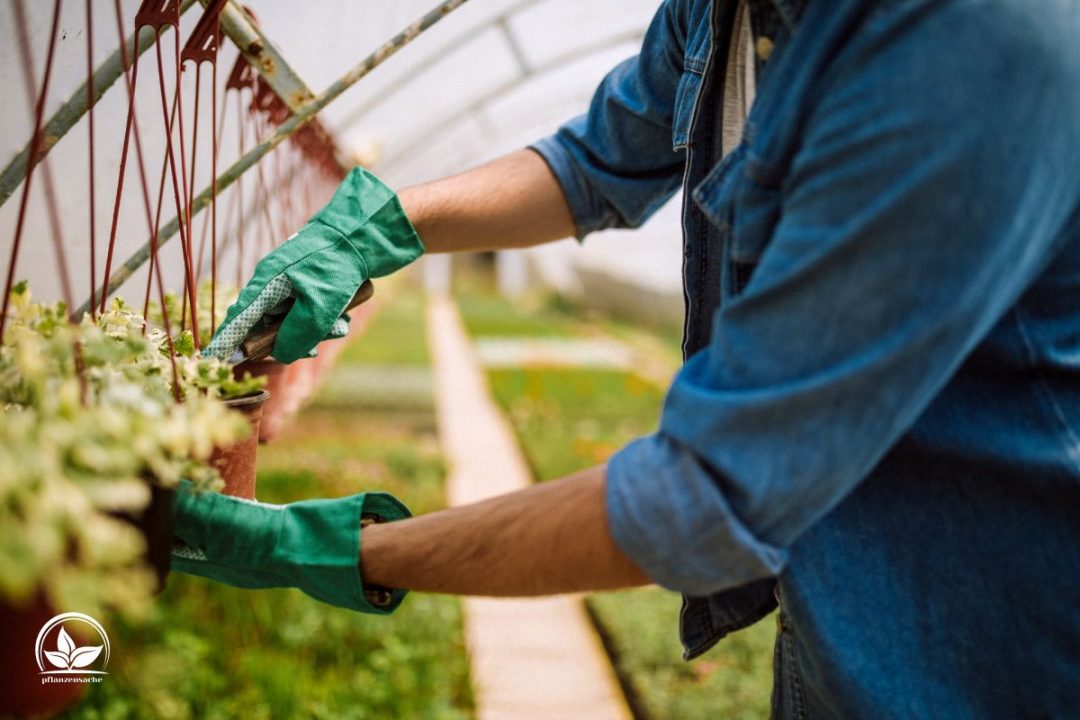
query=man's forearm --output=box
[360,464,651,596]
[398,148,578,254]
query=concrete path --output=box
[427,294,633,720]
[474,336,635,370]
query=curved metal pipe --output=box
[76,0,470,317]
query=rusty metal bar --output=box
[0,0,198,209]
[75,0,471,317]
[212,0,315,113]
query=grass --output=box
[338,286,430,367]
[456,285,774,720]
[588,590,775,720]
[65,285,473,720]
[487,367,662,480]
[456,286,583,339]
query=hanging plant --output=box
[0,283,250,618]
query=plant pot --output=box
[235,361,292,444]
[209,389,270,500]
[0,596,86,717]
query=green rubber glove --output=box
[170,481,410,614]
[205,166,424,364]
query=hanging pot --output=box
[209,389,270,499]
[0,596,86,717]
[234,361,292,443]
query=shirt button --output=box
[755,36,774,62]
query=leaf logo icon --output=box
[35,612,111,676]
[43,626,104,671]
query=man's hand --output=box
[360,465,651,596]
[205,167,424,364]
[170,481,411,614]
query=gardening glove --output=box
[204,166,424,364]
[170,480,410,614]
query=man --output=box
[172,0,1080,717]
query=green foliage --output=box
[337,287,430,367]
[176,355,266,401]
[455,287,582,339]
[147,281,237,349]
[487,367,663,480]
[0,288,249,618]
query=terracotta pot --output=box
[236,361,292,443]
[210,390,270,500]
[0,597,85,717]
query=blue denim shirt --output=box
[531,0,1080,717]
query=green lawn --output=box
[487,367,662,481]
[66,282,473,720]
[337,285,431,367]
[456,286,774,720]
[456,286,583,339]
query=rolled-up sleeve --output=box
[530,0,688,239]
[604,6,1080,595]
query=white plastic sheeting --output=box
[0,0,683,310]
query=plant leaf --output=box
[69,645,103,668]
[44,650,70,669]
[57,626,75,655]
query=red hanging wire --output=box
[113,0,182,399]
[210,57,219,332]
[1,0,65,342]
[194,100,228,293]
[86,0,98,320]
[180,0,226,335]
[170,24,199,347]
[142,85,181,323]
[152,33,199,347]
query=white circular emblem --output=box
[34,612,111,676]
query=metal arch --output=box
[330,0,546,137]
[215,0,315,113]
[374,28,646,172]
[75,0,471,316]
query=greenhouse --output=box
[2,1,1077,718]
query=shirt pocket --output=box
[673,15,709,150]
[693,146,783,296]
[673,70,702,150]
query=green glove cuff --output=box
[309,167,425,279]
[171,481,410,614]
